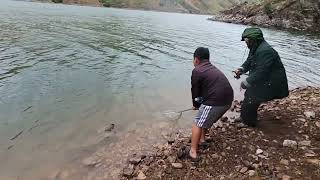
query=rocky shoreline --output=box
[209,0,320,33]
[121,87,320,180]
[30,0,255,14]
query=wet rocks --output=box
[239,167,248,174]
[298,140,311,147]
[211,0,320,35]
[304,111,316,119]
[122,87,320,180]
[290,158,296,162]
[123,155,148,178]
[248,170,256,177]
[230,100,241,112]
[167,155,177,163]
[98,123,115,134]
[297,118,306,122]
[256,149,264,155]
[220,116,228,122]
[171,162,183,169]
[282,175,291,180]
[53,170,70,179]
[123,164,134,178]
[211,153,220,159]
[177,147,185,159]
[252,163,260,169]
[306,159,320,166]
[105,123,115,132]
[137,171,147,180]
[129,155,142,165]
[214,120,224,128]
[82,156,101,167]
[305,152,316,157]
[283,140,297,148]
[167,138,175,145]
[280,159,289,166]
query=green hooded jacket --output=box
[240,29,289,101]
[241,27,264,41]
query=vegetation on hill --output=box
[212,0,320,32]
[42,0,255,14]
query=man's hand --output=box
[192,107,199,110]
[233,69,242,79]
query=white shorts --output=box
[194,104,230,128]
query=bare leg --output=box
[200,128,207,143]
[190,123,202,158]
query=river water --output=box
[0,0,319,179]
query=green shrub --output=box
[52,0,63,3]
[264,2,273,16]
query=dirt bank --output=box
[210,0,320,33]
[62,0,102,7]
[121,86,320,179]
[33,0,255,14]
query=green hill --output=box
[98,0,257,14]
[43,0,257,14]
[213,0,320,32]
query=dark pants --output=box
[240,95,262,127]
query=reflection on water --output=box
[0,0,320,179]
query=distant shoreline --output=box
[29,0,216,15]
[23,0,232,15]
[209,1,320,33]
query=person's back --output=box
[192,61,233,107]
[251,40,288,100]
[234,27,289,127]
[187,47,233,161]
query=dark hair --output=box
[194,47,210,61]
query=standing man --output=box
[234,27,289,127]
[190,47,234,161]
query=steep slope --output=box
[42,0,256,14]
[62,0,102,6]
[50,0,102,6]
[98,0,256,14]
[211,0,320,32]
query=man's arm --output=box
[191,70,201,108]
[239,55,253,73]
[242,50,275,88]
[234,55,252,79]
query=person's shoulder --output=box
[259,41,275,50]
[192,67,200,76]
[257,41,277,55]
[210,64,219,70]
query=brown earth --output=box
[121,86,320,180]
[96,0,257,14]
[210,0,320,33]
[34,0,257,14]
[62,0,102,6]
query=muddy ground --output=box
[122,87,320,180]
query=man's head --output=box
[241,27,264,49]
[193,47,209,67]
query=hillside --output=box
[122,87,320,179]
[40,0,256,14]
[211,0,320,32]
[49,0,102,6]
[98,0,255,14]
[64,0,101,7]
